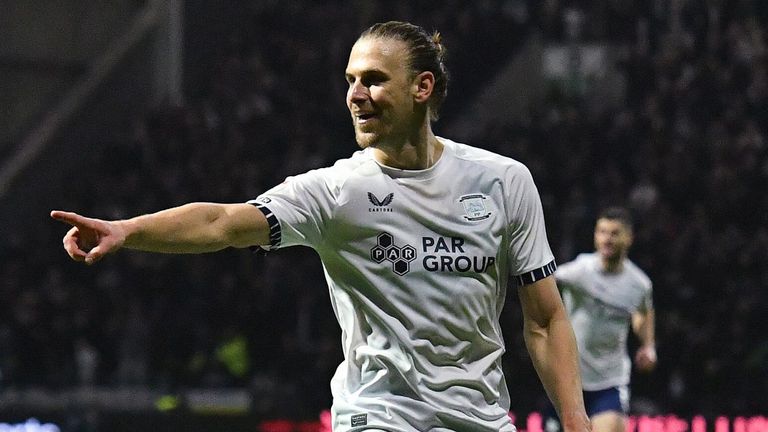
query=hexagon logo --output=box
[401,245,417,262]
[370,232,417,275]
[393,259,409,275]
[377,232,393,248]
[371,246,387,263]
[385,246,401,261]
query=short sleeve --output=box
[640,281,654,312]
[247,169,334,250]
[506,164,556,285]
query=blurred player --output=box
[52,21,590,432]
[546,207,656,432]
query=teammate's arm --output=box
[519,275,591,432]
[51,203,269,264]
[632,308,657,371]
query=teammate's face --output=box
[594,218,632,261]
[345,37,418,149]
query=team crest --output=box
[459,194,491,221]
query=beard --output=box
[597,245,624,263]
[354,128,380,149]
[352,114,412,150]
[352,117,389,149]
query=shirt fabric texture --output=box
[249,137,556,431]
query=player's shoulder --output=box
[293,148,378,188]
[560,252,596,271]
[440,137,531,176]
[554,254,589,290]
[331,148,374,170]
[567,252,598,266]
[577,252,598,262]
[623,258,653,290]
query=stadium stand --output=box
[0,0,765,428]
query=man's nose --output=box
[348,81,368,103]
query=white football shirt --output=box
[556,253,653,391]
[249,137,555,431]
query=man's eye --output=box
[363,74,387,86]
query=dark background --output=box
[0,1,766,430]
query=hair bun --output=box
[432,31,443,53]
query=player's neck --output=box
[600,255,625,273]
[372,128,443,170]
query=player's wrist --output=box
[113,219,135,248]
[560,411,591,432]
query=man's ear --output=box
[413,71,435,103]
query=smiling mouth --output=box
[358,113,375,119]
[358,113,376,120]
[356,113,379,126]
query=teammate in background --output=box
[52,21,590,432]
[546,207,656,432]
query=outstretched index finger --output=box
[50,210,98,229]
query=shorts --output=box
[543,386,629,432]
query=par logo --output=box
[370,232,417,275]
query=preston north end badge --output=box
[459,194,491,221]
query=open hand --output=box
[50,210,126,264]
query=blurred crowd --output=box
[1,0,766,421]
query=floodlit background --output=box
[0,1,766,431]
